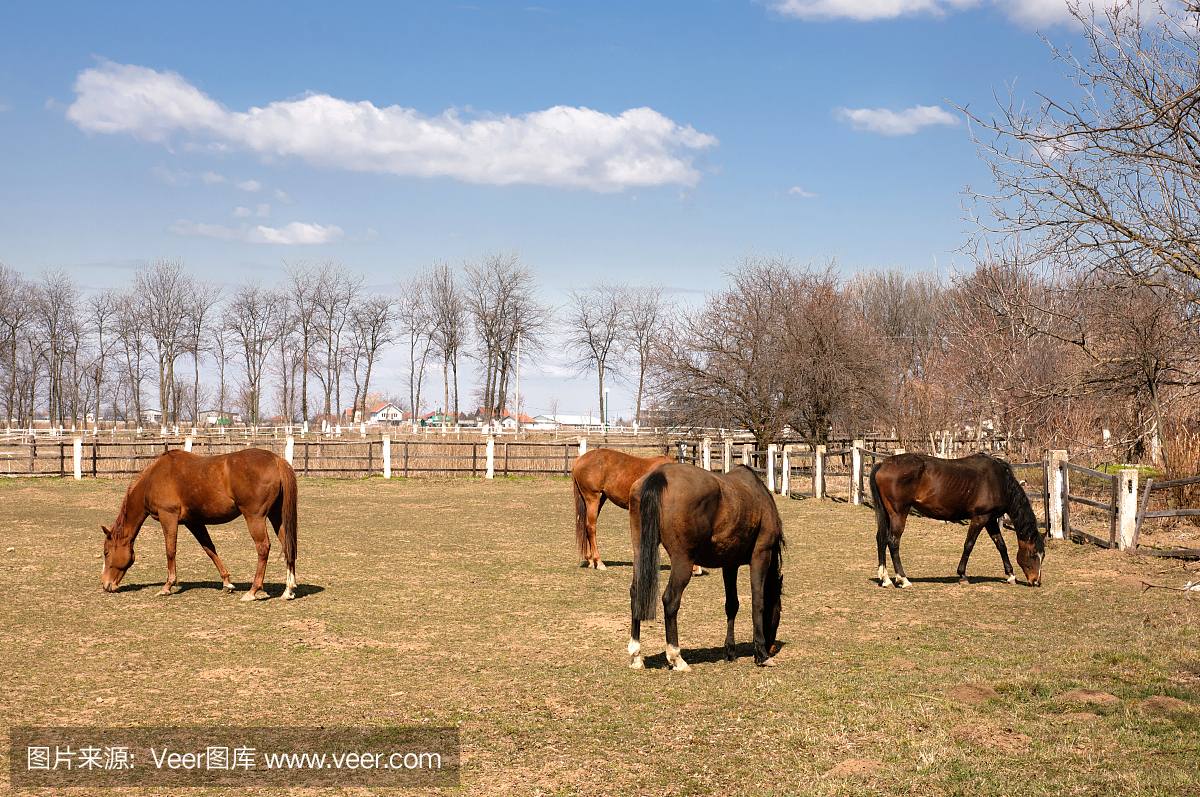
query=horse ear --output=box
[102,525,111,538]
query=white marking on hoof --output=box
[759,657,776,667]
[627,638,641,656]
[877,565,894,587]
[692,565,704,576]
[1006,574,1017,584]
[222,583,234,593]
[241,590,267,601]
[898,577,912,588]
[595,561,607,571]
[666,645,690,671]
[156,586,172,597]
[629,656,644,669]
[880,577,893,588]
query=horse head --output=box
[1016,530,1046,587]
[101,505,136,592]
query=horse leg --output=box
[985,518,1017,584]
[749,548,776,665]
[877,517,893,588]
[268,503,297,600]
[663,559,694,671]
[157,513,180,596]
[185,522,234,593]
[240,516,271,601]
[722,566,739,661]
[628,581,643,669]
[956,518,988,584]
[588,494,607,570]
[887,513,913,588]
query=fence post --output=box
[73,438,82,480]
[780,445,791,496]
[723,440,732,473]
[284,436,294,466]
[741,444,751,467]
[1116,467,1139,551]
[702,437,712,471]
[1047,450,1068,540]
[851,439,864,505]
[579,437,587,457]
[184,436,193,452]
[766,444,777,492]
[382,435,391,479]
[486,437,495,479]
[813,444,826,500]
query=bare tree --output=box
[623,282,671,427]
[0,265,36,427]
[462,250,546,423]
[397,271,434,419]
[37,269,81,427]
[225,281,284,425]
[283,258,321,423]
[313,261,362,422]
[347,295,396,423]
[427,261,466,425]
[184,281,223,425]
[114,289,151,426]
[136,258,194,425]
[84,289,120,427]
[565,280,628,425]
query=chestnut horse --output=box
[870,453,1044,588]
[628,464,784,671]
[571,448,675,570]
[101,448,298,601]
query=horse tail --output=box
[870,461,888,538]
[633,470,667,621]
[573,476,589,562]
[276,456,298,569]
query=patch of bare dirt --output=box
[1139,696,1190,715]
[823,758,883,778]
[948,684,999,704]
[951,723,1032,752]
[1056,689,1119,706]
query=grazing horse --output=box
[101,448,298,601]
[870,453,1044,588]
[571,448,675,570]
[628,464,784,671]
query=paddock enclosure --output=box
[1,475,1198,796]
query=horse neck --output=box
[116,478,150,543]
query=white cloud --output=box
[232,206,252,217]
[274,188,294,204]
[169,219,344,244]
[0,103,11,113]
[236,179,262,192]
[349,227,379,243]
[67,61,719,193]
[788,186,818,198]
[762,0,1100,25]
[256,203,270,217]
[834,104,959,135]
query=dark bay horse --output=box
[572,448,675,570]
[628,464,784,671]
[870,453,1044,588]
[101,448,298,600]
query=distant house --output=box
[366,402,404,425]
[202,410,241,426]
[141,408,163,424]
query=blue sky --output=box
[0,0,1091,420]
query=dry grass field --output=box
[1,474,1198,795]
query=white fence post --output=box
[702,437,712,471]
[741,444,751,467]
[723,440,732,473]
[579,437,587,457]
[1048,450,1068,540]
[780,445,791,496]
[382,435,391,479]
[73,438,82,480]
[851,439,864,505]
[1116,467,1139,550]
[184,436,193,452]
[767,444,777,492]
[284,436,294,465]
[813,444,826,500]
[486,437,496,479]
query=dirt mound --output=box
[1056,689,1119,706]
[951,723,1032,752]
[823,758,883,778]
[948,683,998,704]
[1138,695,1190,715]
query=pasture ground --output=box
[1,475,1198,796]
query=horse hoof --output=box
[241,590,267,602]
[595,561,607,571]
[1006,575,1017,584]
[282,591,296,600]
[898,578,912,588]
[155,585,174,597]
[958,577,969,585]
[672,661,691,672]
[757,657,776,668]
[880,580,894,588]
[629,657,644,669]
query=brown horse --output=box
[101,448,298,601]
[572,448,674,570]
[628,464,784,671]
[870,453,1044,588]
